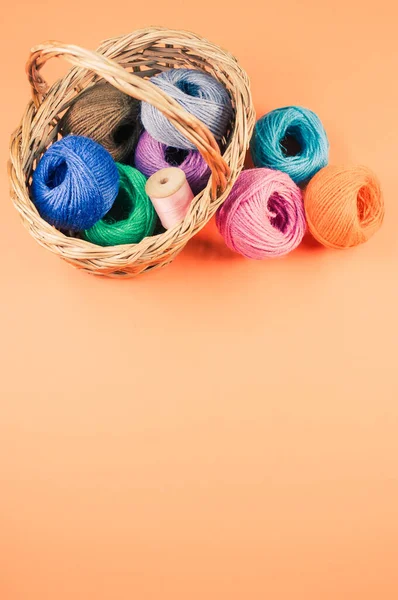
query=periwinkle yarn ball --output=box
[31,135,119,231]
[141,69,233,149]
[60,82,141,163]
[250,106,329,184]
[134,131,210,195]
[216,168,306,259]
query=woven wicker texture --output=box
[9,27,255,277]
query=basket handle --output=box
[26,41,231,197]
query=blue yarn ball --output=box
[141,69,233,149]
[250,106,329,184]
[31,135,119,231]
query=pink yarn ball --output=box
[216,168,306,259]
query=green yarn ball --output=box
[84,164,157,246]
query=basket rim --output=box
[9,26,255,276]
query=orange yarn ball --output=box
[304,165,384,249]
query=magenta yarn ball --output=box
[216,168,306,259]
[134,131,210,195]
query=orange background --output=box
[1,1,398,598]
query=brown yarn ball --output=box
[304,165,384,249]
[60,81,141,163]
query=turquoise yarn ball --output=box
[250,106,329,184]
[31,135,119,231]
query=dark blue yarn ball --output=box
[31,135,119,231]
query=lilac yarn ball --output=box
[134,131,211,195]
[216,168,306,259]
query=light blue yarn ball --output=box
[141,69,233,149]
[31,135,119,231]
[250,106,329,184]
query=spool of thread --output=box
[216,168,306,259]
[141,69,233,149]
[134,131,210,195]
[60,82,141,163]
[31,135,119,231]
[84,164,157,246]
[304,165,384,249]
[250,106,329,184]
[145,167,194,230]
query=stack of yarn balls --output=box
[31,68,384,261]
[31,71,233,246]
[216,105,384,258]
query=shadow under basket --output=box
[9,27,255,278]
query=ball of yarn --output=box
[216,168,306,259]
[134,131,210,195]
[250,106,329,184]
[141,69,233,149]
[84,164,157,246]
[304,165,384,249]
[31,135,119,231]
[60,82,141,163]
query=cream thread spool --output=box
[145,167,194,230]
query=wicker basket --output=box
[9,27,255,277]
